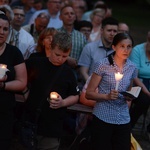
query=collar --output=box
[98,40,112,51]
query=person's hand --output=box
[107,89,119,100]
[49,94,63,109]
[0,75,7,90]
[0,74,7,82]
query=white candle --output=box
[114,72,123,90]
[0,64,8,79]
[50,92,58,99]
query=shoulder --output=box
[127,59,137,68]
[132,43,145,52]
[83,40,101,50]
[22,24,31,31]
[94,57,108,68]
[20,28,34,39]
[6,43,21,53]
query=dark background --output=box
[86,0,150,45]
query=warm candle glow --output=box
[115,72,123,81]
[0,64,8,78]
[114,72,123,90]
[50,92,59,99]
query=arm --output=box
[79,66,89,82]
[50,95,79,109]
[80,92,96,107]
[5,63,27,91]
[86,73,118,102]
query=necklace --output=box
[0,43,6,56]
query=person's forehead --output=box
[62,6,74,12]
[13,9,24,13]
[104,24,118,29]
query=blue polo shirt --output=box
[78,40,114,75]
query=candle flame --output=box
[50,92,58,99]
[115,72,123,81]
[0,64,7,69]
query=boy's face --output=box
[49,46,70,66]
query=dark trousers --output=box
[130,91,150,128]
[91,115,131,150]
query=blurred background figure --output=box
[33,0,44,10]
[29,0,63,29]
[72,0,87,21]
[118,22,129,33]
[58,4,86,70]
[11,0,36,26]
[11,6,35,58]
[89,8,106,42]
[75,20,93,42]
[23,12,50,43]
[0,0,11,5]
[129,31,150,129]
[24,27,58,59]
[81,0,112,21]
[0,4,14,22]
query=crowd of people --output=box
[0,0,150,150]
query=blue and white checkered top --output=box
[93,57,138,125]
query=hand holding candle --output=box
[0,64,9,79]
[114,72,123,90]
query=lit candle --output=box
[114,72,123,90]
[0,64,8,79]
[50,92,59,99]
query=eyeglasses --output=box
[94,14,104,19]
[80,29,92,33]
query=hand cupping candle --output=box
[0,64,9,79]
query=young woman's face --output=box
[0,18,9,44]
[113,39,132,60]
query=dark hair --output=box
[60,4,73,14]
[0,14,10,25]
[11,5,24,10]
[112,33,134,46]
[94,3,107,14]
[101,17,118,28]
[75,20,93,31]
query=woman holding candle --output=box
[86,33,137,150]
[0,14,27,149]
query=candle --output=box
[50,92,59,99]
[114,72,123,90]
[0,64,8,79]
